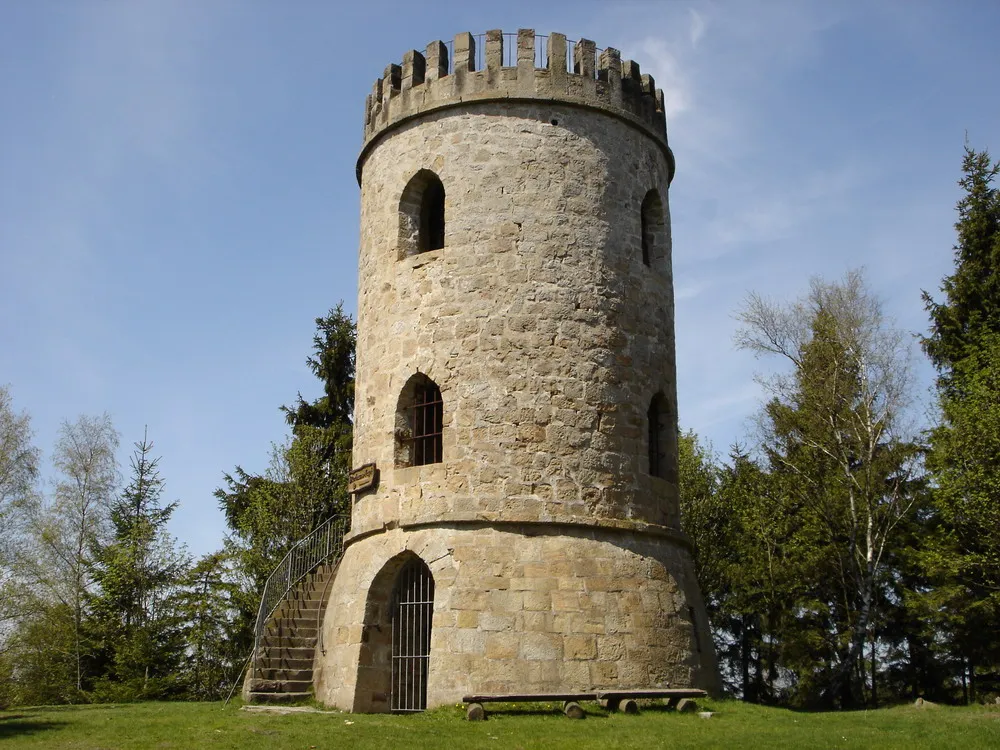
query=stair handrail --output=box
[251,513,350,670]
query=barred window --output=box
[395,374,443,467]
[410,382,443,466]
[648,393,667,479]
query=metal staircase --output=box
[244,515,349,704]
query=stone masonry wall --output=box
[352,99,679,536]
[313,525,717,711]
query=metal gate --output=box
[390,558,435,712]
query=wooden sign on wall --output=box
[348,463,377,494]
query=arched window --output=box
[640,189,664,268]
[395,373,443,467]
[398,170,445,258]
[648,392,668,479]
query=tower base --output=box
[313,521,718,712]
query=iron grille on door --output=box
[390,558,435,712]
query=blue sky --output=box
[1,0,997,558]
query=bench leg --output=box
[563,701,586,719]
[664,696,680,710]
[466,702,486,721]
[675,698,698,713]
[621,698,639,715]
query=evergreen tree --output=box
[217,304,355,563]
[923,146,1000,380]
[88,430,188,698]
[921,146,1000,702]
[175,552,243,700]
[280,303,356,524]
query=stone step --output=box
[254,668,313,682]
[273,605,322,619]
[270,604,322,616]
[249,678,313,694]
[261,635,317,650]
[247,691,312,705]
[257,640,316,656]
[266,618,320,632]
[254,657,313,672]
[256,646,316,662]
[282,591,323,607]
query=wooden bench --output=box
[461,688,707,720]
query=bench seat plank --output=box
[596,689,706,699]
[463,688,706,704]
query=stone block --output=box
[564,635,597,660]
[485,632,520,659]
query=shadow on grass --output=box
[471,704,611,720]
[0,712,67,739]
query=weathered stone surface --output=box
[312,29,719,713]
[676,697,698,713]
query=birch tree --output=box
[30,415,119,693]
[735,270,921,707]
[0,386,40,632]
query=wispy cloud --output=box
[688,8,707,48]
[634,37,693,119]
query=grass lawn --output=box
[1,698,998,749]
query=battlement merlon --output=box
[358,29,675,185]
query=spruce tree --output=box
[921,147,1000,700]
[923,146,1000,379]
[89,430,187,697]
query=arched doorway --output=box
[355,553,435,713]
[390,557,435,712]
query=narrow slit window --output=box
[640,189,664,269]
[420,178,445,252]
[641,209,651,266]
[648,393,668,479]
[689,605,702,653]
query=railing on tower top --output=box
[442,33,606,77]
[251,514,349,665]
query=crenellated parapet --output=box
[359,29,673,182]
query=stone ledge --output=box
[342,513,693,551]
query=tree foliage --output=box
[923,146,1000,380]
[88,430,189,699]
[174,552,244,700]
[217,305,355,565]
[0,386,40,631]
[735,270,921,707]
[921,146,1000,700]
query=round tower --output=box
[316,29,718,712]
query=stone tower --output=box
[315,29,718,712]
